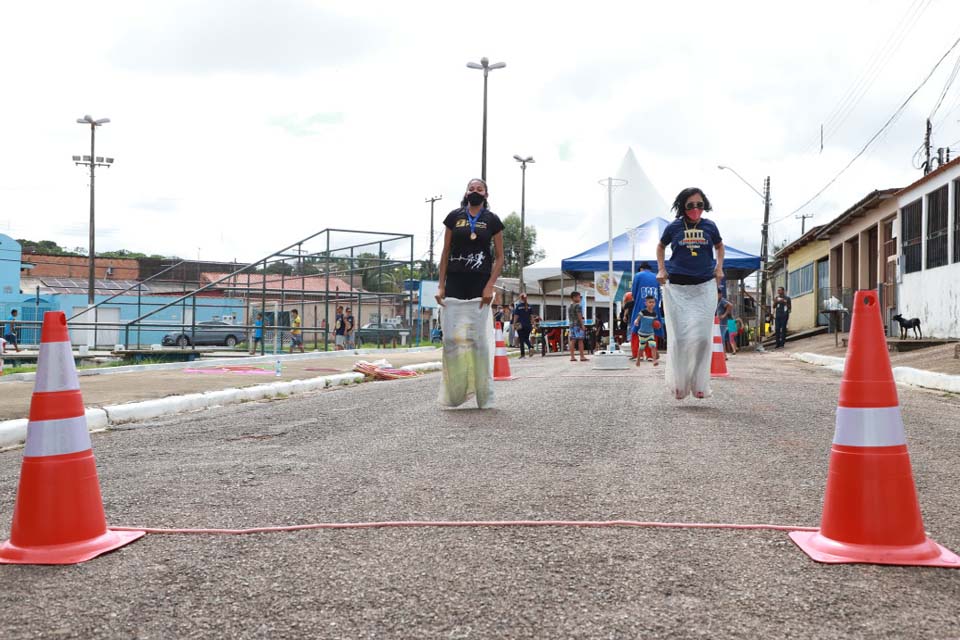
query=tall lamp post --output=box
[73,115,113,305]
[466,57,506,181]
[513,154,534,293]
[425,195,442,280]
[717,165,771,350]
[599,177,628,354]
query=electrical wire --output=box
[799,0,931,155]
[774,32,960,225]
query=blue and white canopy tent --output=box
[560,217,760,283]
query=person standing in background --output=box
[773,286,792,348]
[512,293,534,358]
[629,262,661,360]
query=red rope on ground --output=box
[111,519,818,535]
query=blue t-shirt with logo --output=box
[512,303,532,330]
[629,270,662,337]
[660,217,723,279]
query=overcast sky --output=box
[2,0,959,268]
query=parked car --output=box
[162,321,244,348]
[355,321,408,344]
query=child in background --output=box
[568,291,588,362]
[727,315,739,354]
[634,295,660,366]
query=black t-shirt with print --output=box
[443,207,504,274]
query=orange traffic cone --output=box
[0,312,145,565]
[789,291,960,567]
[493,322,513,381]
[710,316,728,377]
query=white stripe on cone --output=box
[35,342,81,393]
[24,415,92,457]
[495,347,508,357]
[833,406,907,447]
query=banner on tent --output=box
[593,271,630,303]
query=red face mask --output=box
[686,209,703,222]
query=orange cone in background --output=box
[493,322,513,381]
[710,315,728,377]
[789,291,960,567]
[0,312,145,565]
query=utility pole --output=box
[758,176,771,351]
[795,212,814,235]
[923,118,932,174]
[425,195,442,279]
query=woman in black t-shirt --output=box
[436,178,505,305]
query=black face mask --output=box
[466,192,485,206]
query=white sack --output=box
[438,298,495,409]
[663,280,715,399]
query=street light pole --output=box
[73,115,113,305]
[717,165,770,350]
[425,195,442,280]
[467,57,506,181]
[599,177,627,351]
[513,154,534,293]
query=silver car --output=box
[162,321,244,348]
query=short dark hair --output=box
[671,187,713,218]
[645,295,655,301]
[570,291,581,299]
[638,261,651,270]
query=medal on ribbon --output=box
[466,209,482,241]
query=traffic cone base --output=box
[788,531,960,567]
[0,311,145,565]
[0,529,145,565]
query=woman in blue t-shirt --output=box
[656,187,725,400]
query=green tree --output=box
[500,212,545,278]
[17,239,80,255]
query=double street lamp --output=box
[73,115,113,305]
[717,165,771,349]
[513,154,534,293]
[466,57,506,181]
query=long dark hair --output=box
[460,178,490,208]
[671,187,712,218]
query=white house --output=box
[894,156,960,338]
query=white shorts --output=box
[335,334,346,346]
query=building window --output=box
[787,262,814,297]
[901,199,922,274]
[955,180,960,264]
[926,185,948,269]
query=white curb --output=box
[792,353,960,393]
[0,364,440,447]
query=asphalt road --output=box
[1,351,959,639]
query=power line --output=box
[799,0,931,155]
[774,32,960,225]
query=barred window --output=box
[955,180,960,264]
[926,185,948,269]
[901,199,922,274]
[787,262,814,297]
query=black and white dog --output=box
[892,314,922,340]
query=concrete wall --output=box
[899,267,960,337]
[785,240,829,332]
